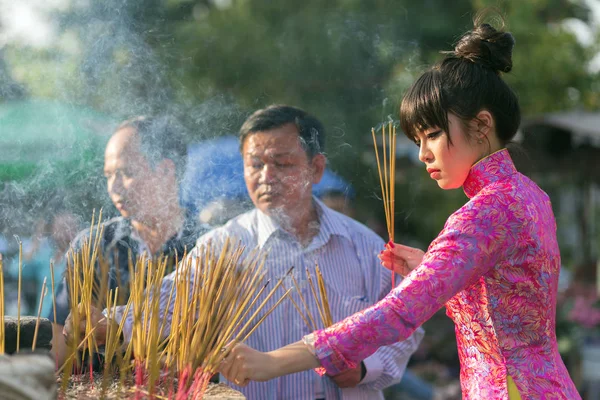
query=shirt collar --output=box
[255,197,352,249]
[462,148,517,199]
[256,208,282,249]
[163,210,207,255]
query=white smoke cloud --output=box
[0,0,68,48]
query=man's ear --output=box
[311,153,326,184]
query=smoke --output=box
[1,2,178,241]
[0,0,432,251]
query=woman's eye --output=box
[413,140,421,147]
[426,131,441,140]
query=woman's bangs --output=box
[399,71,447,141]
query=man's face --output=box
[104,127,162,220]
[242,123,325,220]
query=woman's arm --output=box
[313,191,518,375]
[222,189,519,382]
[219,341,319,385]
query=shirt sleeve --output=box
[356,238,425,391]
[314,191,517,375]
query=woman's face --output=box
[414,113,483,190]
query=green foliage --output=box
[0,164,36,182]
[497,0,598,113]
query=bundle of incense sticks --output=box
[56,211,290,399]
[289,263,333,377]
[151,239,292,399]
[60,209,110,389]
[372,121,397,287]
[289,263,333,332]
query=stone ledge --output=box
[4,316,52,354]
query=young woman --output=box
[219,20,581,400]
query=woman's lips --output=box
[427,169,441,179]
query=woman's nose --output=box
[418,142,433,163]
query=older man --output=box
[202,105,423,400]
[70,105,423,399]
[52,116,206,366]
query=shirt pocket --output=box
[321,279,371,324]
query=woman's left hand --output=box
[378,242,424,277]
[219,343,276,386]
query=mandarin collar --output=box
[462,149,517,199]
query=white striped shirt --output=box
[116,198,423,400]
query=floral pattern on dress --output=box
[312,149,581,400]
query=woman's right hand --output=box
[219,343,277,385]
[378,242,424,277]
[219,340,322,385]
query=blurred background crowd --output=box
[1,0,599,398]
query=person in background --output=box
[4,211,81,317]
[6,217,51,316]
[560,260,600,398]
[50,116,208,367]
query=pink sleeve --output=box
[313,189,517,375]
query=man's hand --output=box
[330,362,365,388]
[63,304,111,347]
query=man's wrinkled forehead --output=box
[242,132,305,159]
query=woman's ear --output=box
[474,110,494,139]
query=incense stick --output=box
[0,255,4,354]
[31,277,47,351]
[16,240,22,353]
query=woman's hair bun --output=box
[453,22,515,73]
